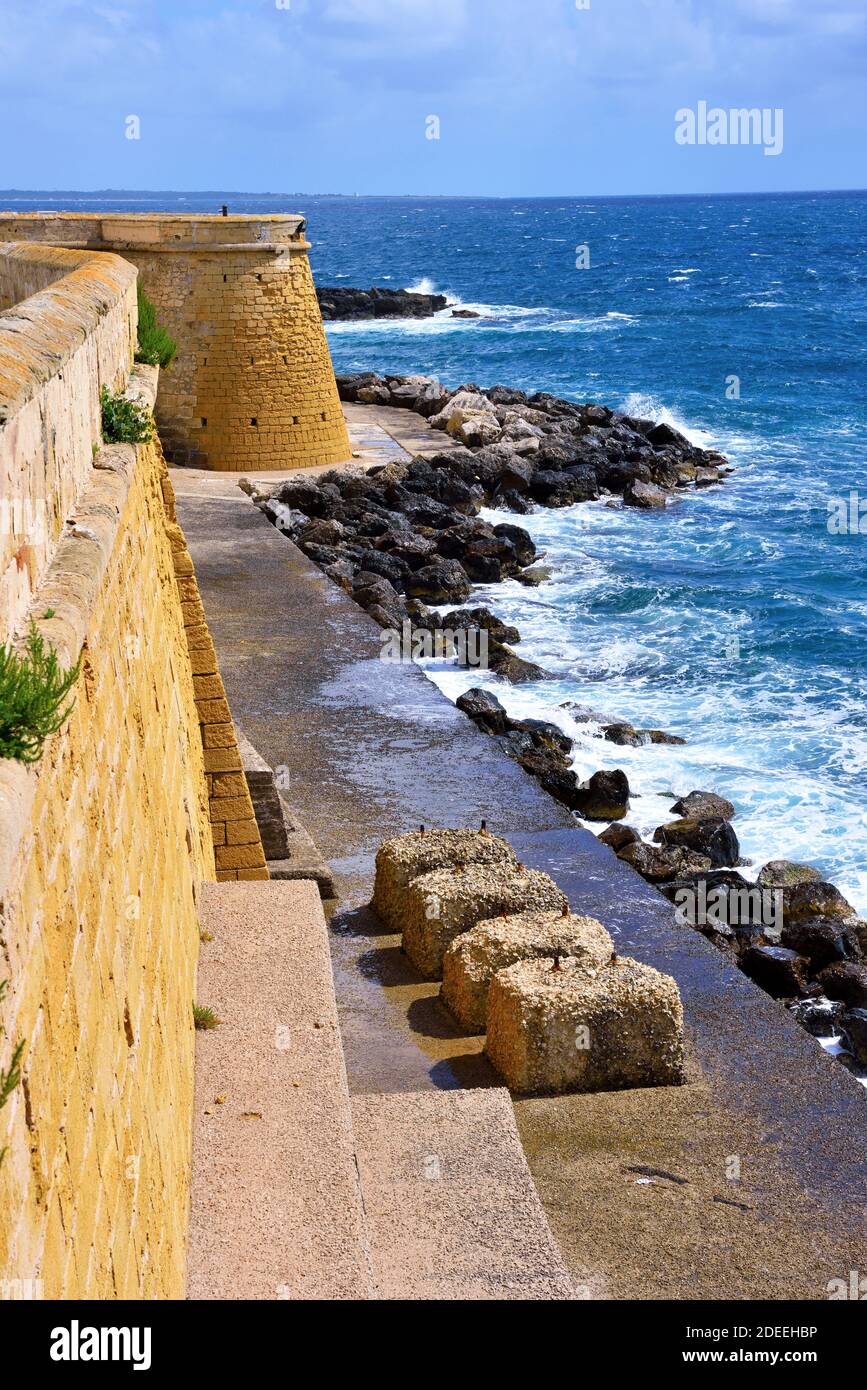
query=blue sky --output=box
[1,0,865,196]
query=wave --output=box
[617,391,717,449]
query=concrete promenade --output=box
[174,404,867,1300]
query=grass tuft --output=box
[193,1003,221,1031]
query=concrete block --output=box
[486,954,685,1094]
[372,827,516,931]
[402,862,567,979]
[441,909,614,1032]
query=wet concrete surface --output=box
[175,468,867,1300]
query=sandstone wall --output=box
[0,214,351,473]
[0,244,254,1298]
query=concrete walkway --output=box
[174,443,867,1301]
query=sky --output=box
[1,0,865,197]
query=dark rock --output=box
[646,421,684,449]
[497,489,534,515]
[375,532,437,569]
[530,468,598,506]
[788,996,846,1039]
[780,918,854,972]
[817,962,867,1009]
[456,686,509,735]
[757,860,821,889]
[654,816,740,868]
[671,790,736,821]
[624,480,669,509]
[603,723,645,748]
[598,823,641,852]
[497,455,535,493]
[841,1009,867,1067]
[783,880,856,923]
[487,641,549,683]
[355,548,409,587]
[273,478,328,516]
[618,841,710,883]
[646,729,687,746]
[299,517,346,547]
[572,769,630,822]
[352,573,398,611]
[516,566,552,587]
[451,308,480,319]
[492,523,536,566]
[741,945,811,999]
[440,607,520,645]
[318,287,447,321]
[404,559,471,604]
[539,767,583,811]
[435,519,495,560]
[512,718,572,754]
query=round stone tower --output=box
[0,212,351,471]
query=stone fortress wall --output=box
[0,236,264,1299]
[0,213,351,473]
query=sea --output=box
[6,189,866,910]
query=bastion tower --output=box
[0,212,351,471]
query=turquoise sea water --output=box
[8,190,867,907]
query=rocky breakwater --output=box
[598,793,867,1083]
[242,370,731,849]
[316,286,448,320]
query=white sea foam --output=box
[617,392,717,449]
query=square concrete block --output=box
[372,827,516,931]
[441,910,614,1033]
[485,955,685,1094]
[402,863,568,979]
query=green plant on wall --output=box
[0,979,25,1169]
[0,622,81,764]
[100,385,154,445]
[135,285,178,370]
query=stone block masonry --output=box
[0,214,352,473]
[0,242,264,1299]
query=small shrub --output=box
[135,285,178,369]
[100,385,154,445]
[193,1004,221,1031]
[0,623,81,764]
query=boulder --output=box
[816,962,867,1010]
[740,945,810,998]
[441,909,613,1033]
[402,862,568,978]
[372,827,517,932]
[841,1009,867,1068]
[757,860,821,889]
[492,523,536,566]
[780,917,854,972]
[788,996,846,1039]
[654,816,739,868]
[624,480,669,509]
[318,287,447,320]
[783,880,855,923]
[455,687,509,735]
[617,841,711,883]
[598,823,640,852]
[487,641,549,683]
[404,559,471,604]
[572,769,630,821]
[485,954,685,1094]
[670,790,735,821]
[440,607,520,645]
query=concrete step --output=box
[351,1089,576,1300]
[187,880,373,1300]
